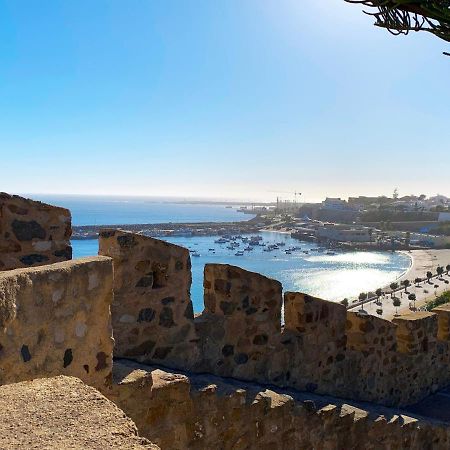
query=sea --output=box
[29,194,411,313]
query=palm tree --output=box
[375,288,383,305]
[358,292,367,310]
[402,279,410,293]
[414,277,421,287]
[393,297,401,316]
[408,293,416,310]
[446,264,450,275]
[390,282,398,298]
[340,298,349,308]
[427,271,433,283]
[437,266,444,278]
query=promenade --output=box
[349,249,450,320]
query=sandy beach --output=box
[350,249,450,320]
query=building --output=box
[316,223,374,243]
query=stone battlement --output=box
[0,256,114,391]
[0,193,72,271]
[99,229,450,407]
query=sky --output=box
[1,0,449,203]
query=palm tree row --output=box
[343,263,450,316]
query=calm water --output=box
[26,194,252,226]
[30,194,410,312]
[72,232,411,313]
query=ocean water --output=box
[30,194,410,313]
[72,232,411,313]
[26,194,252,226]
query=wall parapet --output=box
[108,359,450,450]
[100,230,450,407]
[0,193,72,271]
[0,256,114,391]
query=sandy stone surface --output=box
[0,376,157,449]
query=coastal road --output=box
[349,249,450,320]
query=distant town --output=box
[72,192,450,250]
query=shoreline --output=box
[349,249,450,319]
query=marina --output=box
[72,230,410,313]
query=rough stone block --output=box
[99,229,199,369]
[433,304,450,341]
[0,193,72,271]
[346,311,397,352]
[393,312,437,355]
[0,376,155,449]
[199,264,282,379]
[0,256,114,390]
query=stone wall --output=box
[0,256,114,391]
[0,193,72,271]
[0,375,156,450]
[99,230,450,407]
[99,229,199,369]
[109,360,450,450]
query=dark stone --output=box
[95,352,108,371]
[220,301,235,315]
[305,383,318,392]
[153,346,173,359]
[253,334,268,345]
[245,307,258,316]
[161,296,175,305]
[222,344,234,357]
[359,320,375,333]
[184,302,194,320]
[20,254,49,266]
[159,307,175,328]
[303,400,317,412]
[214,279,232,295]
[54,246,72,260]
[7,204,28,215]
[63,349,73,368]
[234,353,249,365]
[137,308,156,323]
[242,296,249,309]
[136,274,154,288]
[336,353,345,362]
[12,219,46,241]
[83,364,90,373]
[21,345,31,363]
[124,339,156,357]
[99,230,116,238]
[175,260,183,271]
[117,234,137,248]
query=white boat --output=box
[235,251,244,256]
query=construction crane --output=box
[268,191,302,213]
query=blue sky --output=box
[1,0,449,202]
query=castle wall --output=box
[0,193,72,271]
[109,360,450,450]
[99,230,450,407]
[197,263,282,380]
[0,256,114,391]
[99,229,199,369]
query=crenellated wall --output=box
[109,359,450,450]
[0,193,72,271]
[99,229,199,369]
[99,230,450,407]
[0,256,114,391]
[197,263,282,379]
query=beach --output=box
[350,249,450,320]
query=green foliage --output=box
[426,291,450,311]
